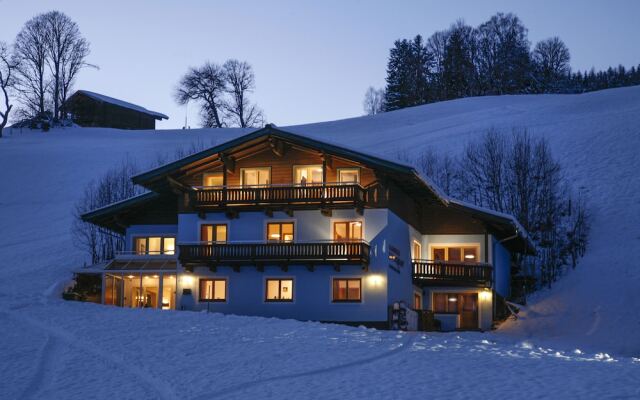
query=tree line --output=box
[401,129,589,297]
[364,12,640,114]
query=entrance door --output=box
[459,293,479,329]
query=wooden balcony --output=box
[189,183,366,211]
[412,260,493,287]
[178,241,370,270]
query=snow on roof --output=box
[73,90,169,120]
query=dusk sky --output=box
[2,0,639,129]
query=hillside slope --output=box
[286,86,640,356]
[0,86,639,398]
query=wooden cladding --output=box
[190,183,366,210]
[412,260,492,286]
[178,241,370,267]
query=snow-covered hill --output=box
[1,86,639,399]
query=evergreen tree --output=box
[384,35,433,111]
[442,23,476,99]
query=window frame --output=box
[336,167,360,184]
[266,222,295,243]
[432,292,460,314]
[240,167,271,187]
[133,236,176,255]
[292,164,324,185]
[200,223,228,243]
[332,278,362,303]
[202,172,224,187]
[428,243,481,263]
[413,291,423,310]
[332,220,363,242]
[264,278,294,302]
[412,240,422,260]
[198,278,228,302]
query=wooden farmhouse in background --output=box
[64,90,169,130]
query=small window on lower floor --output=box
[199,279,227,302]
[413,292,422,310]
[265,279,293,302]
[332,278,361,302]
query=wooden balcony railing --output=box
[412,260,492,286]
[178,241,370,267]
[189,183,366,210]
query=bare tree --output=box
[43,11,92,120]
[362,86,385,115]
[532,37,570,92]
[223,59,264,128]
[175,62,227,128]
[14,13,49,117]
[0,42,18,138]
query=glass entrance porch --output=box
[104,273,176,310]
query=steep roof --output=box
[68,90,169,120]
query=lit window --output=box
[199,279,227,302]
[203,172,223,187]
[148,237,162,254]
[241,168,270,186]
[201,224,227,243]
[293,165,323,185]
[412,240,422,260]
[265,279,293,301]
[267,223,294,242]
[413,292,422,309]
[163,238,176,255]
[431,246,479,262]
[134,237,176,255]
[338,168,360,184]
[332,278,361,302]
[333,221,362,241]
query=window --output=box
[293,165,323,185]
[332,278,361,302]
[267,223,294,242]
[412,240,422,260]
[333,221,362,242]
[265,279,293,301]
[241,168,270,186]
[201,224,227,243]
[199,279,227,302]
[433,293,459,313]
[134,237,175,255]
[338,168,360,184]
[413,292,422,310]
[203,172,223,187]
[431,245,479,262]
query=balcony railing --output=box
[178,241,370,267]
[189,183,366,210]
[412,260,493,286]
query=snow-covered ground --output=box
[1,86,639,398]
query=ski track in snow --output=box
[18,334,57,400]
[197,333,414,399]
[2,305,180,400]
